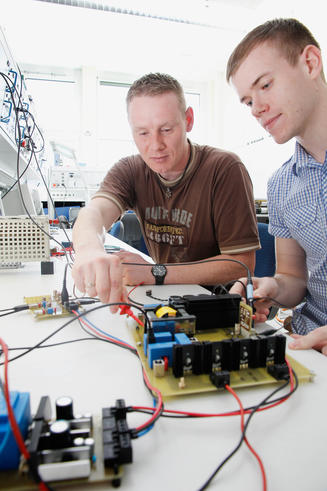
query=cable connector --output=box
[209,370,230,389]
[119,304,144,327]
[119,305,134,317]
[78,299,98,305]
[14,304,30,312]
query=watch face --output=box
[153,265,166,276]
[152,265,167,284]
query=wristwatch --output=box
[151,264,167,285]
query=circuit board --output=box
[24,292,71,320]
[132,326,313,397]
[2,417,124,490]
[1,395,131,490]
[132,296,314,398]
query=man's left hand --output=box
[115,251,153,285]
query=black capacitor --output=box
[56,396,74,420]
[49,419,71,449]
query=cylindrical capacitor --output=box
[56,396,74,420]
[49,419,71,448]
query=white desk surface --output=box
[0,235,327,491]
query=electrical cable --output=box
[130,368,297,419]
[198,364,294,490]
[0,70,73,265]
[225,384,267,491]
[0,301,150,366]
[74,310,163,437]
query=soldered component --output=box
[24,291,70,320]
[25,395,94,482]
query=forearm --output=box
[73,206,107,253]
[165,251,255,285]
[271,237,308,307]
[272,273,307,307]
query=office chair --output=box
[109,211,149,255]
[254,222,276,277]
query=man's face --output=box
[231,42,315,144]
[128,92,193,179]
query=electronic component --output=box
[169,293,241,331]
[133,294,313,398]
[0,391,31,470]
[24,291,70,319]
[102,398,133,484]
[25,395,94,482]
[142,302,196,336]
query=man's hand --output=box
[229,276,278,323]
[288,326,327,356]
[115,251,154,286]
[72,250,126,313]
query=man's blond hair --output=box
[126,73,186,113]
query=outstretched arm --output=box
[72,198,125,311]
[116,249,255,287]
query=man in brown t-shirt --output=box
[72,73,260,311]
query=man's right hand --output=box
[72,250,125,313]
[230,276,278,322]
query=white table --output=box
[0,236,326,491]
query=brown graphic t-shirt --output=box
[92,142,260,263]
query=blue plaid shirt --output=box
[268,141,327,335]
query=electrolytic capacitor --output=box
[49,419,71,448]
[56,396,74,420]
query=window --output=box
[97,81,201,169]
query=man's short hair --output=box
[126,73,186,113]
[226,18,324,82]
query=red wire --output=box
[0,338,30,460]
[73,311,136,350]
[132,356,294,418]
[225,384,267,491]
[128,282,144,296]
[134,367,163,433]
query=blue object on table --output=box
[0,391,31,469]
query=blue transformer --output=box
[0,391,31,469]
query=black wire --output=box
[0,70,73,265]
[130,369,299,420]
[5,337,102,351]
[75,311,163,437]
[198,373,295,490]
[123,257,251,276]
[77,316,138,355]
[145,290,168,302]
[0,301,150,366]
[0,310,17,318]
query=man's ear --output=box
[301,44,323,80]
[185,106,194,132]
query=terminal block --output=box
[102,399,133,474]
